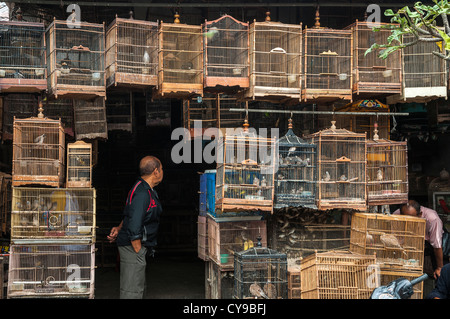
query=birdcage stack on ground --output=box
[304,121,367,211]
[105,92,133,132]
[45,19,106,100]
[215,121,276,214]
[349,212,426,272]
[205,259,235,299]
[275,118,316,209]
[366,133,408,206]
[301,9,352,103]
[203,14,249,90]
[233,239,288,299]
[105,15,158,89]
[0,20,47,93]
[244,12,302,101]
[66,140,92,188]
[7,243,95,298]
[207,216,267,269]
[73,97,108,140]
[300,250,377,299]
[1,94,38,140]
[287,265,301,299]
[346,21,401,96]
[197,215,208,261]
[156,14,203,98]
[0,172,12,236]
[12,109,65,188]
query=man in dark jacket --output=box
[107,155,163,299]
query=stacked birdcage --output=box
[1,94,39,140]
[145,96,171,127]
[105,92,133,132]
[197,215,208,261]
[203,14,249,90]
[0,20,47,93]
[105,15,158,89]
[205,258,235,299]
[73,97,108,140]
[44,98,74,136]
[45,19,106,100]
[183,94,218,139]
[0,172,12,236]
[275,118,316,209]
[244,12,302,101]
[300,250,377,299]
[66,140,92,188]
[233,236,288,299]
[287,265,301,299]
[156,14,203,98]
[304,121,367,211]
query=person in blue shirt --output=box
[427,263,450,299]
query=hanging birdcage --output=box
[233,236,288,299]
[145,95,171,127]
[2,93,39,140]
[244,12,302,101]
[105,14,158,89]
[73,97,108,140]
[105,91,133,132]
[275,118,316,209]
[203,14,249,90]
[66,140,92,188]
[346,20,402,96]
[305,121,367,211]
[45,19,106,99]
[302,8,352,103]
[156,13,203,98]
[7,243,95,298]
[0,20,47,93]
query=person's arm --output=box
[126,190,150,253]
[434,247,444,279]
[107,220,123,242]
[131,239,142,253]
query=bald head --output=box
[139,156,161,177]
[400,200,421,217]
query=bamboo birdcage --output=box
[66,140,92,188]
[215,120,276,214]
[207,216,267,268]
[305,121,367,211]
[302,9,352,103]
[203,14,249,90]
[197,215,208,261]
[156,14,203,98]
[73,97,108,140]
[275,118,317,209]
[12,105,65,188]
[245,12,302,101]
[346,20,402,96]
[300,250,378,299]
[10,187,96,243]
[105,14,158,89]
[205,260,235,299]
[0,20,47,93]
[7,243,95,298]
[0,172,12,236]
[379,269,424,299]
[45,19,106,100]
[287,266,301,299]
[2,94,38,140]
[349,212,426,272]
[44,98,74,136]
[105,92,133,132]
[233,237,288,299]
[366,128,408,206]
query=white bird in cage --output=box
[261,177,267,187]
[34,133,46,145]
[249,283,269,299]
[31,199,40,211]
[339,174,347,181]
[323,171,330,182]
[143,50,150,64]
[366,232,374,245]
[377,169,383,181]
[253,177,260,186]
[287,147,296,157]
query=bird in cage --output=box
[339,174,347,181]
[366,231,374,246]
[249,283,269,299]
[13,70,25,79]
[253,177,260,186]
[380,233,407,256]
[323,171,331,182]
[181,61,193,70]
[203,26,219,39]
[377,169,383,181]
[143,50,150,64]
[261,176,267,187]
[34,133,46,145]
[264,280,277,299]
[31,199,40,211]
[287,146,297,157]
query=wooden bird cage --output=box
[44,98,74,137]
[378,269,424,299]
[233,239,288,299]
[349,212,426,272]
[156,15,203,98]
[207,216,267,269]
[305,121,367,211]
[0,172,12,236]
[302,10,352,103]
[2,94,38,140]
[346,21,401,96]
[66,140,92,188]
[366,132,408,206]
[300,250,378,299]
[0,20,47,93]
[105,92,133,132]
[45,19,106,100]
[205,260,235,299]
[7,243,95,298]
[275,118,317,209]
[245,13,302,101]
[387,32,447,104]
[10,187,96,243]
[105,15,158,89]
[203,14,249,90]
[12,111,65,188]
[73,97,108,140]
[197,215,208,261]
[145,96,171,127]
[287,266,301,299]
[215,121,276,214]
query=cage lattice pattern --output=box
[197,215,208,261]
[73,97,108,140]
[203,15,249,88]
[145,97,171,127]
[7,244,95,298]
[300,250,377,299]
[11,187,96,243]
[288,266,301,299]
[349,213,426,272]
[2,94,38,140]
[234,245,288,299]
[46,20,105,99]
[105,92,133,132]
[0,21,46,92]
[105,17,158,88]
[67,140,92,188]
[44,98,74,136]
[205,260,234,299]
[379,270,423,299]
